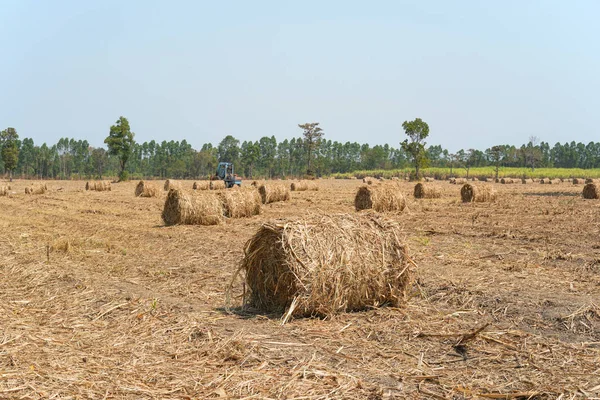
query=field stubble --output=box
[0,179,599,398]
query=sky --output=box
[1,1,599,152]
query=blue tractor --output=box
[215,162,242,188]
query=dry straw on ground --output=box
[290,180,319,191]
[413,183,441,199]
[86,181,111,191]
[355,183,406,212]
[582,183,599,199]
[162,189,224,225]
[164,179,180,191]
[193,181,210,190]
[460,183,497,203]
[134,180,159,197]
[210,180,227,190]
[258,184,290,204]
[218,188,261,218]
[240,213,412,318]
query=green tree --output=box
[217,135,240,164]
[104,116,135,181]
[1,127,20,181]
[298,122,324,176]
[400,118,429,179]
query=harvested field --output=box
[0,179,599,398]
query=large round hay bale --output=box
[460,183,496,203]
[193,181,210,190]
[241,213,412,317]
[25,184,46,195]
[86,181,111,191]
[161,189,224,226]
[0,186,8,196]
[258,184,290,204]
[218,188,261,218]
[355,184,406,212]
[582,183,599,199]
[413,183,441,199]
[210,180,226,190]
[164,179,180,191]
[135,180,158,197]
[290,180,318,191]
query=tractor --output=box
[214,162,242,188]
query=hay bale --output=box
[86,181,111,191]
[241,213,412,317]
[258,184,290,204]
[362,177,375,185]
[25,184,46,195]
[355,184,406,212]
[500,178,507,184]
[193,181,210,190]
[210,180,226,190]
[460,183,496,203]
[218,188,261,218]
[585,178,595,184]
[161,189,224,226]
[413,183,441,199]
[583,183,599,199]
[521,178,527,184]
[0,186,8,196]
[164,179,181,191]
[135,180,159,197]
[573,178,584,184]
[290,180,318,191]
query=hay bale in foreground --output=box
[210,180,226,190]
[460,183,496,203]
[290,180,319,191]
[355,184,406,212]
[193,181,210,190]
[241,213,412,317]
[413,183,441,199]
[164,179,180,191]
[135,180,159,197]
[258,184,290,204]
[583,183,599,199]
[218,188,261,218]
[161,189,223,226]
[86,181,111,191]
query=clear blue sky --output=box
[1,1,598,152]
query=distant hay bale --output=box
[460,183,496,203]
[25,184,47,195]
[164,179,180,191]
[210,180,227,190]
[471,177,478,181]
[540,178,550,184]
[193,181,210,190]
[585,178,594,184]
[218,188,261,218]
[362,177,375,185]
[573,178,584,184]
[521,178,527,184]
[86,181,111,191]
[582,183,599,199]
[241,213,412,317]
[135,180,158,197]
[290,180,318,191]
[425,177,434,182]
[500,178,507,184]
[0,186,8,196]
[258,184,290,204]
[413,183,441,199]
[355,184,406,212]
[161,189,224,226]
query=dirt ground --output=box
[1,178,599,399]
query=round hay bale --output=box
[164,179,180,191]
[135,180,159,197]
[25,186,31,194]
[258,184,290,204]
[0,186,8,196]
[241,213,412,317]
[85,181,91,190]
[161,189,224,226]
[521,178,527,184]
[210,180,227,190]
[290,180,319,191]
[362,177,375,185]
[355,184,406,212]
[460,183,496,203]
[218,188,261,218]
[500,178,507,184]
[193,181,210,190]
[582,183,599,199]
[585,178,594,184]
[573,178,583,184]
[413,183,441,199]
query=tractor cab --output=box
[215,162,242,188]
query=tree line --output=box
[2,117,600,181]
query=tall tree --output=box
[298,122,324,176]
[523,136,542,172]
[400,118,429,179]
[104,116,135,181]
[1,127,20,181]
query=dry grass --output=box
[258,184,290,204]
[240,213,412,318]
[582,183,599,199]
[460,183,497,203]
[290,180,319,191]
[134,180,159,197]
[193,181,210,190]
[218,188,261,218]
[86,180,111,191]
[210,180,227,190]
[162,188,224,225]
[355,183,406,212]
[414,182,441,199]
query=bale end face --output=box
[355,184,406,212]
[583,183,599,199]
